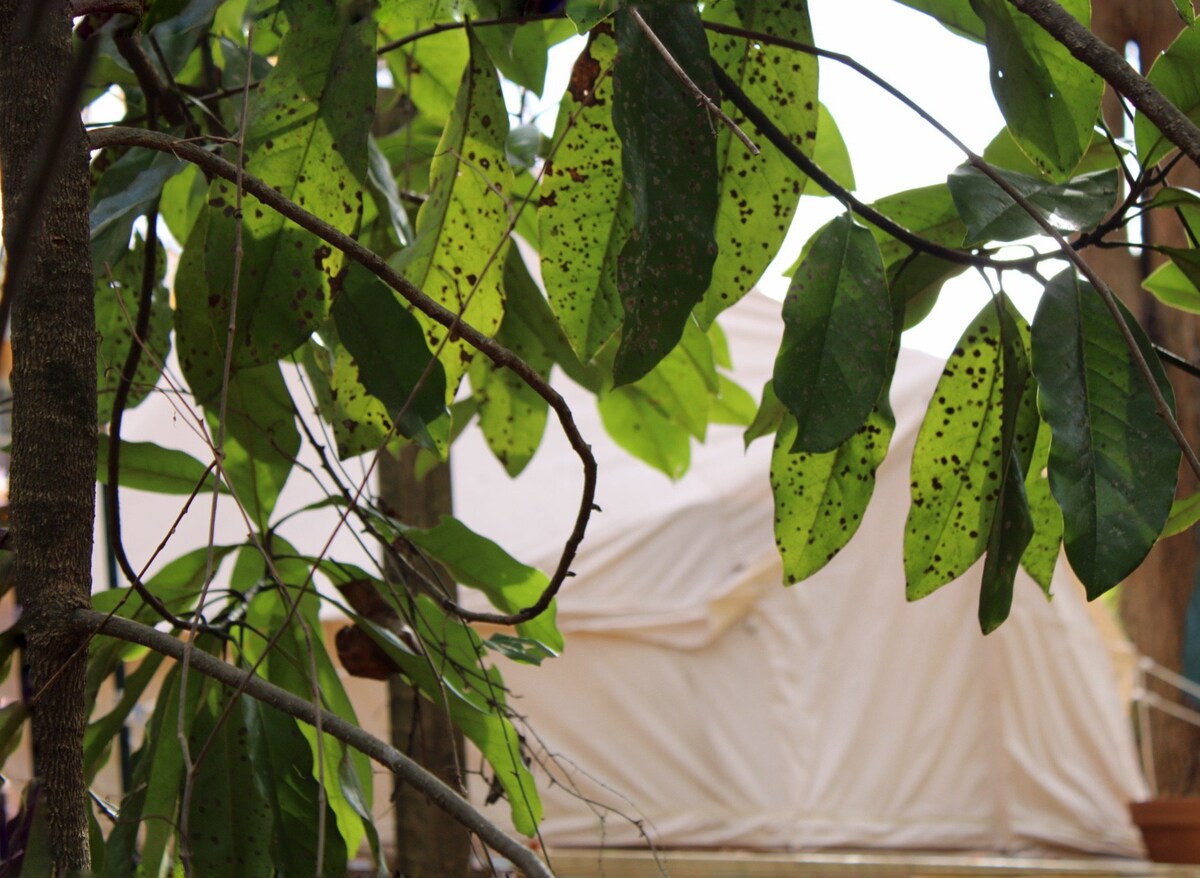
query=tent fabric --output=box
[454,292,1147,856]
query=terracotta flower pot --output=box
[1130,798,1200,864]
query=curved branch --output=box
[74,608,555,878]
[86,126,596,628]
[1006,0,1200,171]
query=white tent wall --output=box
[454,292,1148,857]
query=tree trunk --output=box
[1090,0,1200,796]
[379,445,470,877]
[0,2,97,870]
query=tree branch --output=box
[86,126,596,629]
[1006,0,1200,170]
[73,608,555,878]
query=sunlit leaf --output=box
[539,26,628,361]
[772,404,895,583]
[893,0,985,40]
[947,164,1118,245]
[1031,270,1179,597]
[971,0,1102,180]
[1021,412,1061,594]
[774,214,893,453]
[802,103,856,197]
[598,383,691,479]
[1143,256,1200,314]
[395,28,513,403]
[612,4,719,384]
[698,0,816,326]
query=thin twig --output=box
[74,608,557,878]
[87,125,598,628]
[627,7,758,155]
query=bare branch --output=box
[74,608,556,878]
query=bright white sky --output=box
[520,0,1047,358]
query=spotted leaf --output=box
[772,403,895,584]
[697,0,816,327]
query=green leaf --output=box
[893,0,985,40]
[1174,0,1197,25]
[470,253,553,477]
[802,103,856,197]
[186,691,274,877]
[774,214,893,453]
[978,298,1037,633]
[301,336,397,460]
[1031,270,1180,597]
[1165,490,1200,539]
[474,20,550,94]
[377,4,468,122]
[772,404,895,583]
[84,651,164,780]
[332,262,448,444]
[868,184,968,328]
[744,379,785,447]
[947,164,1118,245]
[905,295,1035,599]
[90,148,185,273]
[395,28,513,403]
[95,235,172,425]
[354,595,542,835]
[697,0,816,326]
[970,0,1102,180]
[366,132,414,247]
[159,161,208,246]
[406,516,562,653]
[96,436,220,495]
[1143,259,1200,314]
[539,26,628,362]
[1021,412,1062,593]
[1136,24,1200,167]
[982,126,1123,180]
[612,4,720,384]
[181,5,376,399]
[711,373,758,426]
[486,632,552,666]
[211,363,299,530]
[598,382,691,479]
[566,0,614,32]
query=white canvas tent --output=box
[455,291,1148,857]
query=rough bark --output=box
[1090,0,1200,796]
[379,445,470,877]
[0,2,97,869]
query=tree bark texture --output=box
[379,446,470,877]
[0,3,97,868]
[1090,0,1200,796]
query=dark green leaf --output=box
[772,404,895,583]
[978,298,1037,633]
[406,516,562,653]
[90,148,185,273]
[947,164,1118,245]
[566,0,612,32]
[1136,24,1200,167]
[612,4,720,384]
[906,295,1033,598]
[366,132,414,247]
[95,235,172,425]
[332,262,448,444]
[698,0,816,326]
[539,27,628,362]
[96,436,220,495]
[893,0,985,40]
[774,214,893,452]
[970,0,1102,180]
[395,29,513,402]
[1031,270,1179,597]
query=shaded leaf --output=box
[612,4,719,384]
[698,0,816,326]
[90,148,185,273]
[96,436,220,495]
[947,164,1118,246]
[332,262,448,444]
[774,214,893,453]
[1031,270,1179,597]
[539,26,627,361]
[772,404,895,583]
[406,515,562,653]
